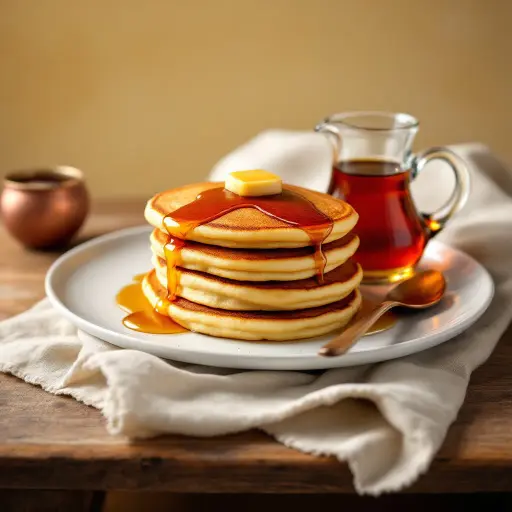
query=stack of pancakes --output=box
[143,182,362,341]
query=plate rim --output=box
[45,225,495,370]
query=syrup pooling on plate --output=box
[116,273,187,334]
[162,187,334,303]
[355,298,397,334]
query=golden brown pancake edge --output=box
[146,182,357,233]
[146,269,360,320]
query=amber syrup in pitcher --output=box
[329,160,426,279]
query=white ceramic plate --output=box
[45,226,494,370]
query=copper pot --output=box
[0,166,89,249]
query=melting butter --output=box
[225,170,282,197]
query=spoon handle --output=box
[318,301,398,357]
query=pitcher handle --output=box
[411,147,471,237]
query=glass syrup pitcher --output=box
[316,111,470,283]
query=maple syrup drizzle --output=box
[116,273,187,334]
[161,187,333,301]
[163,236,185,301]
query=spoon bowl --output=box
[387,269,446,308]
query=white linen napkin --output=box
[1,133,512,496]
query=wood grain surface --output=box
[0,199,511,494]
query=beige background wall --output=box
[0,0,510,198]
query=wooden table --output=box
[1,199,511,509]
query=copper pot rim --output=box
[4,166,85,191]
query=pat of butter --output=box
[225,170,282,197]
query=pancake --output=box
[153,255,362,310]
[142,271,362,341]
[150,229,360,281]
[145,182,358,248]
